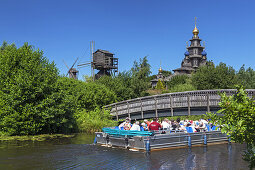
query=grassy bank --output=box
[0,134,75,142]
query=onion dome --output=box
[184,51,190,56]
[193,25,199,37]
[201,50,207,56]
[159,66,162,73]
[193,26,199,34]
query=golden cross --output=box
[195,17,197,26]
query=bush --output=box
[75,108,117,133]
[0,43,76,135]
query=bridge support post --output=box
[115,104,118,121]
[188,95,191,116]
[170,95,173,117]
[127,102,130,119]
[140,99,144,119]
[207,93,210,113]
[154,97,158,118]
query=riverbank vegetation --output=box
[0,134,75,141]
[207,86,255,169]
[0,41,254,138]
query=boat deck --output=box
[95,129,229,151]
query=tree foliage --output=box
[192,62,237,90]
[58,77,117,111]
[96,72,133,101]
[0,42,117,136]
[207,87,255,169]
[130,56,151,97]
[96,56,151,101]
[236,65,255,89]
[0,42,75,135]
[167,74,190,88]
[155,79,165,90]
[161,70,172,77]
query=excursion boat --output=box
[95,127,229,151]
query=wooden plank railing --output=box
[104,89,255,120]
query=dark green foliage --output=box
[236,65,255,89]
[167,74,190,88]
[96,72,133,101]
[191,62,237,90]
[0,42,75,135]
[161,70,172,77]
[244,145,255,170]
[0,42,117,136]
[207,87,255,168]
[164,74,196,93]
[97,56,151,101]
[130,56,151,97]
[57,77,117,111]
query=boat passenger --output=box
[141,122,148,131]
[144,119,151,126]
[149,118,162,131]
[195,120,206,132]
[144,119,151,130]
[171,119,177,130]
[130,121,141,131]
[162,118,170,130]
[119,117,131,130]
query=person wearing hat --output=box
[119,117,131,130]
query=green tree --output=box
[207,87,255,169]
[57,77,117,111]
[192,62,237,90]
[96,72,133,101]
[155,79,165,90]
[236,65,255,89]
[130,56,151,98]
[167,74,190,88]
[0,42,75,135]
[161,70,172,77]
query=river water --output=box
[0,134,249,169]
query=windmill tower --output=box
[63,58,79,79]
[78,41,118,80]
[92,49,118,79]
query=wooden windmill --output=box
[63,57,79,79]
[78,41,118,81]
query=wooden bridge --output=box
[104,89,255,120]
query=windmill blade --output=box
[77,62,91,67]
[70,57,79,70]
[63,60,70,77]
[63,60,70,70]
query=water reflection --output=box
[0,134,249,169]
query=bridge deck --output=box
[104,89,255,120]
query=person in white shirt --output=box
[162,118,170,130]
[130,121,141,131]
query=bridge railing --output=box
[104,89,255,120]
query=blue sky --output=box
[0,0,254,79]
